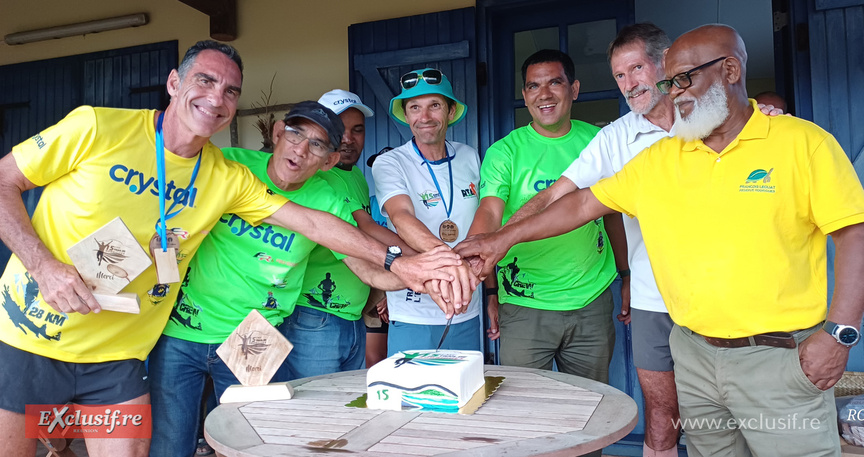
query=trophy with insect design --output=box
[217,310,295,403]
[66,217,152,313]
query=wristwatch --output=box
[823,320,861,347]
[384,245,402,271]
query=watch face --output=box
[388,246,401,255]
[839,327,859,344]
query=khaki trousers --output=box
[670,324,840,457]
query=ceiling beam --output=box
[178,0,237,41]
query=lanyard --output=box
[412,138,453,220]
[155,111,201,251]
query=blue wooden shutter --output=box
[0,41,177,268]
[804,0,864,371]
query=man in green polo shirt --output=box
[466,49,624,387]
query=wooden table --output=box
[205,365,638,456]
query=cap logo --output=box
[333,98,358,105]
[312,108,328,118]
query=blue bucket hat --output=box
[389,68,467,127]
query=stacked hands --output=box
[33,234,507,319]
[389,233,511,319]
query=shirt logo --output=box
[109,164,198,207]
[219,214,296,252]
[740,168,776,193]
[31,134,47,149]
[533,179,556,192]
[254,252,273,263]
[418,190,441,208]
[461,182,478,198]
[170,228,190,240]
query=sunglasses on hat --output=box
[400,69,443,90]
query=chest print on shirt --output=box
[2,273,63,341]
[304,272,350,310]
[739,168,776,194]
[418,190,441,208]
[499,257,535,298]
[460,182,478,199]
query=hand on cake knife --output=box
[436,316,454,351]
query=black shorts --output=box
[0,340,150,414]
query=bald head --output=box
[665,25,748,98]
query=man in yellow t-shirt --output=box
[457,24,864,456]
[0,41,459,456]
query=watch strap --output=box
[384,247,401,272]
[823,320,860,346]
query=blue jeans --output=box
[387,315,483,356]
[279,305,366,379]
[148,334,290,457]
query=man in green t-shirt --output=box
[274,90,408,379]
[149,101,438,457]
[466,50,626,388]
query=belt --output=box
[702,332,797,349]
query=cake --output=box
[366,350,484,413]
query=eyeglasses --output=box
[656,57,728,95]
[283,125,334,157]
[400,69,443,90]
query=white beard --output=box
[625,84,662,115]
[671,81,730,142]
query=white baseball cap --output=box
[318,89,374,117]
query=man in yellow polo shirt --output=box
[457,24,864,456]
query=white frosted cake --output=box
[366,350,484,413]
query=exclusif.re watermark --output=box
[674,413,822,431]
[25,404,151,439]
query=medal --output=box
[153,111,200,284]
[439,219,459,242]
[149,231,180,258]
[412,139,457,243]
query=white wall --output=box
[636,0,776,92]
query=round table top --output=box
[205,365,638,457]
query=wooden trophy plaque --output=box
[217,310,295,403]
[66,217,151,313]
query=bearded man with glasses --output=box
[457,24,864,457]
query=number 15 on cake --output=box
[372,386,401,410]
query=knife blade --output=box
[435,316,454,351]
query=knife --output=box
[435,316,454,351]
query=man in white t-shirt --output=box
[371,68,482,355]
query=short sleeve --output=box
[319,179,359,259]
[561,132,615,189]
[479,143,512,201]
[12,106,97,186]
[371,154,408,217]
[330,172,364,214]
[225,160,289,225]
[808,133,864,234]
[590,145,650,218]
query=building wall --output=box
[636,0,776,96]
[0,0,473,149]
